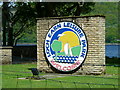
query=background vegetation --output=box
[2,2,119,45]
[2,2,95,46]
[18,2,119,44]
[86,2,119,43]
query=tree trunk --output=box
[2,2,8,46]
[7,26,13,46]
[2,23,6,46]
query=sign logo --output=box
[45,22,88,72]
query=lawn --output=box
[1,63,119,88]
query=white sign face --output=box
[45,22,88,72]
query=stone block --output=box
[0,46,12,64]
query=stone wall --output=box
[37,15,105,74]
[0,46,12,64]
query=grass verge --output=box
[1,63,119,88]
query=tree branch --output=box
[14,33,24,46]
[13,23,26,37]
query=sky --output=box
[0,2,3,7]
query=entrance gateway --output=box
[45,22,87,72]
[37,16,105,74]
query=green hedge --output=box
[106,56,120,65]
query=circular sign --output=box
[45,22,88,72]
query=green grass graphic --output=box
[57,46,81,56]
[71,46,81,56]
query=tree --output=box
[2,2,9,46]
[55,2,95,16]
[2,2,36,46]
[51,40,62,61]
[2,2,95,46]
[33,2,95,17]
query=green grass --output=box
[1,63,119,88]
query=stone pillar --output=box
[75,16,105,74]
[37,15,105,74]
[0,46,13,64]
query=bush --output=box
[106,56,120,65]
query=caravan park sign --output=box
[45,22,88,72]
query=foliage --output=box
[2,2,36,46]
[2,2,95,45]
[106,56,120,65]
[17,2,119,44]
[85,2,118,43]
[2,2,119,44]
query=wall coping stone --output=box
[36,15,105,20]
[0,46,13,49]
